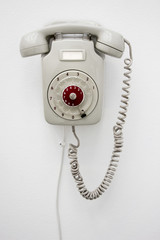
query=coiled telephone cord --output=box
[68,39,133,200]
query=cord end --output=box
[59,141,65,147]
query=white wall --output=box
[0,0,160,240]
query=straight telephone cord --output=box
[56,126,66,240]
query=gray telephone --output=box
[20,21,132,200]
[20,21,127,125]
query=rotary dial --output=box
[47,70,98,120]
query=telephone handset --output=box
[20,21,133,200]
[20,21,126,125]
[20,21,124,58]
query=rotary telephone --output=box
[20,21,132,200]
[20,21,127,125]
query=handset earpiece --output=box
[95,29,125,58]
[20,31,49,57]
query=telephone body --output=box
[20,21,125,125]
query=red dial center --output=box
[63,85,83,106]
